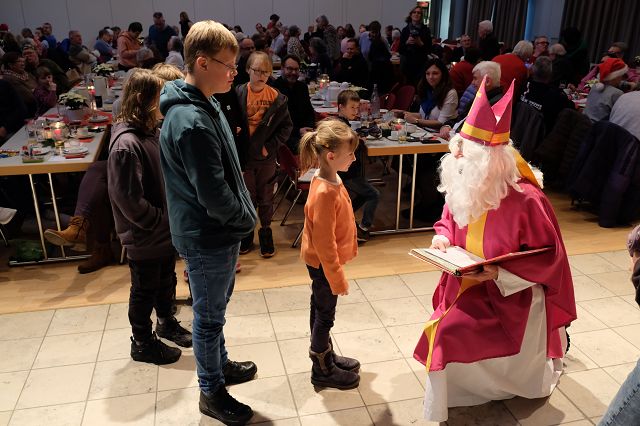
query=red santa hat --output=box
[593,57,628,91]
[599,57,628,82]
[460,76,515,146]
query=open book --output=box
[409,246,552,276]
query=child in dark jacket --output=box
[236,51,293,257]
[33,66,57,116]
[107,68,192,366]
[336,90,379,242]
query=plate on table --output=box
[31,146,51,155]
[111,84,123,90]
[63,146,89,155]
[411,131,431,139]
[311,99,324,106]
[88,115,109,123]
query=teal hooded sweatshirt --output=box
[159,79,257,251]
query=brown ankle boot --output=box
[78,243,113,274]
[44,216,89,251]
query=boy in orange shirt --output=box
[236,51,292,257]
[299,119,361,390]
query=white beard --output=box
[438,135,522,229]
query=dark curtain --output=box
[430,0,442,40]
[493,0,528,49]
[466,0,495,41]
[562,0,640,64]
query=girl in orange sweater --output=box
[299,118,361,390]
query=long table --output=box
[0,110,110,265]
[364,136,450,235]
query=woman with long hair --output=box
[178,11,192,39]
[108,68,192,364]
[399,5,432,85]
[404,58,458,129]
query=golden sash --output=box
[423,212,488,371]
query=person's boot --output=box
[44,216,88,251]
[156,316,192,347]
[77,243,114,274]
[258,227,275,258]
[239,233,254,255]
[329,338,360,372]
[130,332,181,365]
[223,360,258,385]
[309,343,360,390]
[199,386,253,425]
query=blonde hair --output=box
[152,63,184,81]
[299,119,359,172]
[116,68,163,133]
[184,20,238,73]
[246,51,272,73]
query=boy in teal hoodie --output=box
[159,21,257,425]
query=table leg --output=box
[28,174,48,260]
[409,153,417,229]
[395,154,403,231]
[48,173,66,258]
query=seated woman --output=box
[397,58,458,222]
[1,52,37,116]
[403,58,458,129]
[44,64,185,274]
[584,57,627,122]
[308,37,332,78]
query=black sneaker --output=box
[199,387,253,425]
[258,227,275,258]
[223,360,258,385]
[130,332,181,365]
[156,316,193,348]
[239,233,254,255]
[356,223,370,243]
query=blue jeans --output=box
[343,176,380,228]
[179,243,239,394]
[599,358,640,425]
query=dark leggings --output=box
[307,264,338,353]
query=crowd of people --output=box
[3,9,640,426]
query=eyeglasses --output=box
[535,41,549,45]
[283,66,300,72]
[208,56,238,73]
[250,68,271,77]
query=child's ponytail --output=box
[298,119,359,173]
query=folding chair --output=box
[273,144,312,227]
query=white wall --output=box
[0,0,418,46]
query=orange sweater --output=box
[301,175,358,294]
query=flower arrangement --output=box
[58,92,88,110]
[93,63,114,77]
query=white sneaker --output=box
[0,207,17,225]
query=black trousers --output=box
[307,264,338,353]
[128,254,176,341]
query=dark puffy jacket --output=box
[236,83,293,164]
[569,120,640,227]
